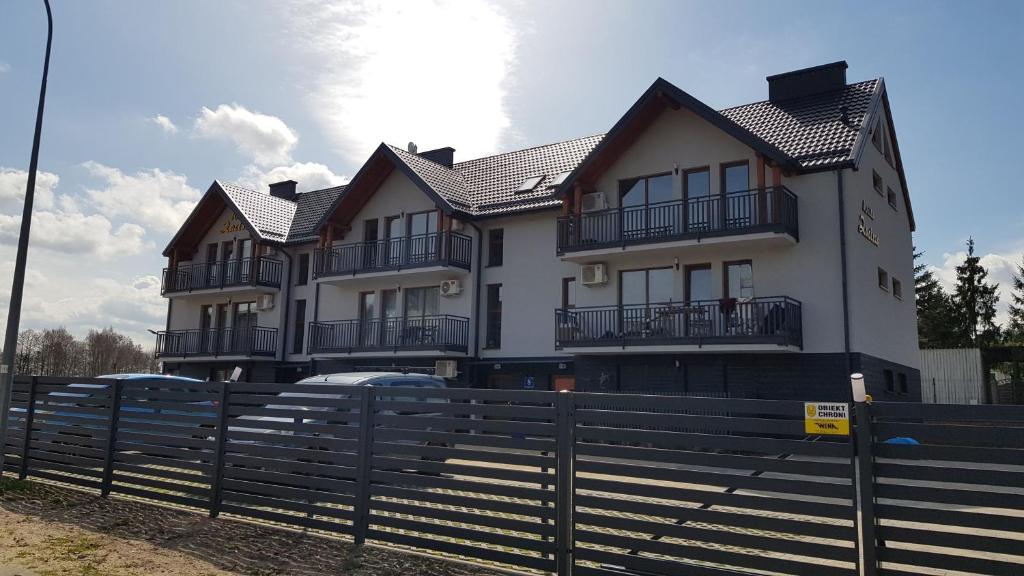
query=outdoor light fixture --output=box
[850,373,866,402]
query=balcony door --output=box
[233,302,257,353]
[407,211,438,264]
[237,238,252,283]
[215,303,230,353]
[359,291,377,346]
[721,161,753,228]
[684,168,711,232]
[619,173,674,240]
[404,286,439,346]
[199,305,214,354]
[684,264,713,337]
[385,215,403,267]
[381,289,400,346]
[220,241,234,283]
[620,268,673,336]
[363,218,379,269]
[204,243,219,288]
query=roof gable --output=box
[162,182,267,257]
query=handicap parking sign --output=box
[523,376,535,390]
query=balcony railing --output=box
[313,231,472,279]
[556,186,798,254]
[555,296,802,349]
[161,258,283,294]
[154,326,277,358]
[308,315,469,354]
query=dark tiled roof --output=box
[287,185,346,243]
[719,79,880,169]
[387,145,472,209]
[219,182,296,241]
[455,134,604,215]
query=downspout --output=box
[468,220,485,386]
[836,169,853,378]
[277,246,293,363]
[312,274,321,376]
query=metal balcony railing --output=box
[313,232,472,278]
[308,315,469,354]
[555,296,802,349]
[556,186,798,254]
[154,326,277,358]
[161,258,283,294]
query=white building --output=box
[158,61,919,401]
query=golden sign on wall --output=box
[220,213,244,234]
[857,202,879,247]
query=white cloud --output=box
[930,248,1023,325]
[194,103,298,167]
[0,62,10,74]
[150,114,178,134]
[0,210,150,259]
[239,161,346,193]
[283,0,518,162]
[81,161,201,234]
[0,167,59,211]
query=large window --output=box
[407,211,438,263]
[721,162,749,194]
[296,253,309,286]
[486,284,502,348]
[405,286,440,320]
[619,173,674,238]
[721,161,752,227]
[685,264,712,302]
[562,277,576,309]
[724,261,754,300]
[292,299,306,354]
[621,268,674,306]
[488,228,504,267]
[684,167,711,231]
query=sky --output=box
[0,0,1022,347]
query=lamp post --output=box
[0,0,54,476]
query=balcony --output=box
[308,315,469,355]
[154,326,278,359]
[313,232,472,280]
[555,296,802,351]
[161,258,283,295]
[556,187,798,256]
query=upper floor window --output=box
[621,268,673,306]
[488,228,504,267]
[893,277,903,300]
[562,277,576,309]
[887,187,898,210]
[884,369,895,393]
[873,170,883,195]
[872,119,883,152]
[620,173,673,208]
[486,284,503,348]
[721,161,750,194]
[878,267,889,291]
[725,261,754,300]
[296,253,309,286]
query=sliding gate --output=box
[571,393,858,576]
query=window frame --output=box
[485,283,503,349]
[292,299,306,354]
[487,228,504,267]
[892,277,903,300]
[873,170,884,195]
[719,160,751,195]
[296,253,309,286]
[617,171,674,207]
[886,187,898,210]
[684,263,712,303]
[682,166,711,201]
[878,267,889,291]
[618,266,674,306]
[561,277,576,309]
[723,260,754,300]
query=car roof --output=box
[97,373,203,382]
[298,372,445,386]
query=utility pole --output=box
[0,0,53,476]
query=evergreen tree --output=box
[914,248,958,348]
[1005,255,1024,344]
[952,238,1001,347]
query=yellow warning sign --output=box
[804,402,850,435]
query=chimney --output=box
[767,61,848,102]
[268,180,298,201]
[418,147,456,168]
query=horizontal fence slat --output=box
[223,464,357,493]
[873,421,1024,447]
[874,442,1024,465]
[370,455,555,485]
[872,401,1024,422]
[875,502,1024,533]
[574,409,807,436]
[364,529,554,572]
[372,441,555,468]
[221,491,353,521]
[876,482,1024,510]
[371,427,555,452]
[222,477,355,507]
[875,461,1024,488]
[571,392,809,417]
[368,513,555,554]
[575,426,852,457]
[877,545,1022,576]
[370,483,556,520]
[370,498,556,537]
[370,469,553,502]
[877,524,1024,556]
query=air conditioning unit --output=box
[257,294,275,310]
[581,263,607,286]
[435,359,458,379]
[440,279,462,296]
[581,192,607,212]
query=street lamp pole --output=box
[0,0,54,476]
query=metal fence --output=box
[3,376,1023,576]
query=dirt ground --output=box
[0,478,507,576]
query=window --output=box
[887,187,897,210]
[488,228,504,266]
[619,173,675,237]
[898,373,909,395]
[621,268,673,306]
[725,261,754,300]
[684,168,711,231]
[296,253,309,286]
[407,211,439,263]
[872,120,883,152]
[878,268,889,291]
[404,286,440,320]
[517,175,544,192]
[562,277,576,309]
[685,264,712,302]
[892,277,903,300]
[550,171,571,187]
[873,170,883,195]
[884,369,895,393]
[486,284,502,348]
[292,299,306,354]
[721,161,750,194]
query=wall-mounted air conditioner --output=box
[580,263,607,286]
[581,192,607,212]
[257,294,275,310]
[440,279,462,296]
[435,359,458,379]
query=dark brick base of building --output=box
[572,352,920,402]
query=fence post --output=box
[18,376,38,480]
[555,389,574,576]
[855,398,878,576]
[209,380,232,517]
[353,384,375,545]
[100,377,124,497]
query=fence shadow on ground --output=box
[0,480,501,576]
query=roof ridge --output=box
[453,133,606,167]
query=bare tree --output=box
[6,326,157,377]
